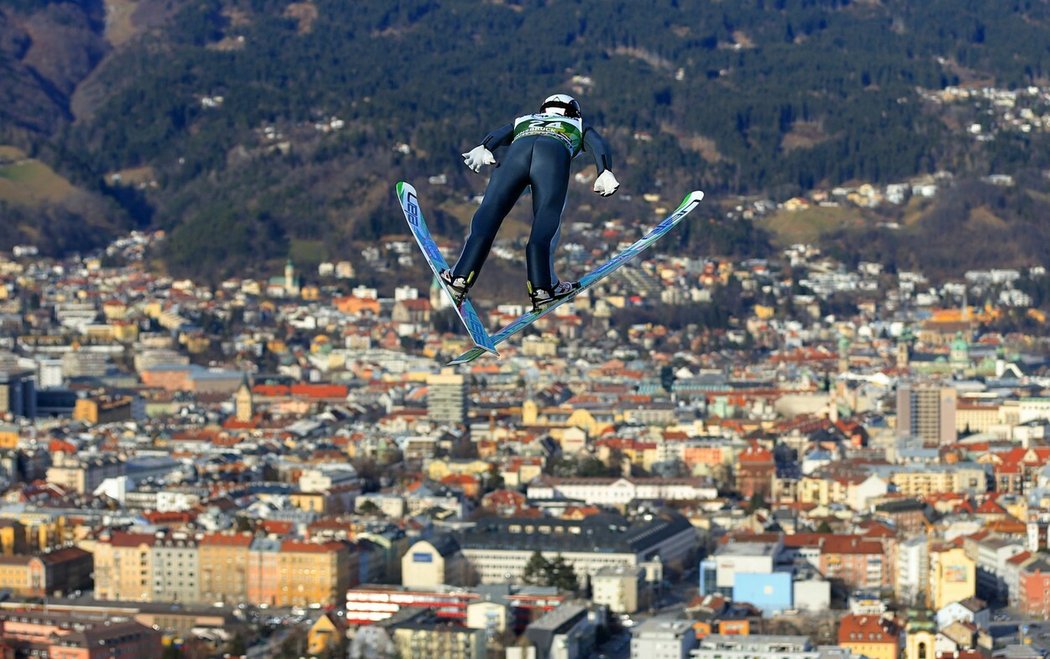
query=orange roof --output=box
[838,614,899,645]
[280,540,347,553]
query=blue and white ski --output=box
[396,181,498,355]
[447,189,704,366]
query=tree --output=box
[745,493,767,513]
[522,551,549,586]
[547,555,579,593]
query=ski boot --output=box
[529,280,580,313]
[439,269,471,306]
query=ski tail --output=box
[396,181,498,354]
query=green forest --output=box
[4,0,1050,281]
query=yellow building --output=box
[0,555,42,596]
[425,458,492,482]
[838,613,900,659]
[0,520,26,555]
[91,532,156,602]
[890,466,986,498]
[929,546,976,609]
[289,491,329,514]
[0,425,18,450]
[307,613,344,655]
[72,396,133,425]
[390,613,485,659]
[198,533,252,604]
[955,402,1001,434]
[276,541,352,607]
[401,536,467,589]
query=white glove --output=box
[593,170,620,196]
[462,145,496,173]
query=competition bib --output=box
[513,114,584,156]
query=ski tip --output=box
[396,181,415,196]
[446,345,500,367]
[685,190,704,205]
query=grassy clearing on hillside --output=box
[0,159,77,206]
[0,146,26,161]
[761,206,862,247]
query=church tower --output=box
[235,377,254,423]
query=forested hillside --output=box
[4,0,1050,281]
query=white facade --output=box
[462,524,695,586]
[847,475,889,512]
[527,477,717,506]
[896,535,929,604]
[298,466,359,493]
[793,579,831,613]
[713,542,779,589]
[631,618,696,659]
[592,565,645,614]
[466,600,510,634]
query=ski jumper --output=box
[451,113,613,291]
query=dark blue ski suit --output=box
[451,113,614,292]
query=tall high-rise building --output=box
[896,382,956,446]
[427,369,467,425]
[0,368,36,420]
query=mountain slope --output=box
[5,0,1050,281]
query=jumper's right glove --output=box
[462,145,496,173]
[594,170,620,196]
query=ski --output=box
[447,189,704,366]
[396,181,498,356]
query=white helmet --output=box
[541,94,581,118]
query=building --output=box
[895,535,929,605]
[0,548,92,598]
[527,476,717,507]
[151,532,198,603]
[0,612,162,658]
[592,565,647,614]
[936,597,989,630]
[691,634,846,659]
[929,546,976,610]
[276,540,353,607]
[427,369,467,425]
[375,608,485,659]
[46,452,125,495]
[456,511,696,586]
[818,536,889,592]
[401,535,468,588]
[733,571,793,614]
[0,368,35,419]
[630,617,696,659]
[971,535,1025,604]
[519,602,597,659]
[709,540,780,597]
[72,395,133,425]
[198,532,253,604]
[306,612,345,656]
[837,614,900,659]
[896,382,956,446]
[92,532,155,602]
[344,584,565,626]
[736,443,775,500]
[246,536,281,607]
[1019,557,1050,618]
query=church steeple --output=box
[235,375,254,423]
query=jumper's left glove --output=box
[594,170,620,197]
[462,145,496,173]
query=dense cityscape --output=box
[0,172,1048,659]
